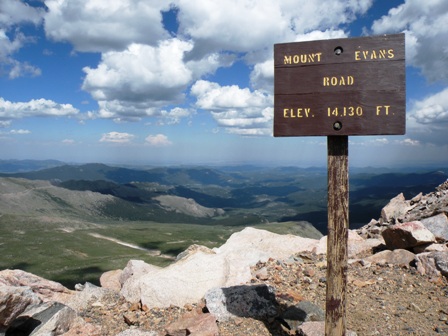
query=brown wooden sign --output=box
[274,34,405,136]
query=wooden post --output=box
[325,135,349,336]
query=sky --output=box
[0,0,447,167]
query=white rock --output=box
[125,227,319,308]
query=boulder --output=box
[100,269,122,291]
[315,230,382,258]
[124,228,319,308]
[380,193,414,223]
[416,251,448,278]
[205,284,277,322]
[120,260,162,304]
[280,301,325,331]
[363,249,415,267]
[382,221,435,249]
[0,285,41,328]
[6,301,76,336]
[0,269,72,303]
[420,213,448,241]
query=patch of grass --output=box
[0,215,321,288]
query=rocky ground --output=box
[2,181,448,335]
[77,251,448,336]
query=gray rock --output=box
[0,269,71,303]
[280,301,325,330]
[420,213,448,241]
[381,193,414,223]
[6,301,76,336]
[382,221,435,249]
[0,286,41,328]
[205,284,277,321]
[363,249,415,267]
[434,251,448,276]
[416,251,448,278]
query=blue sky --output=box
[0,0,447,167]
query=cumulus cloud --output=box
[371,0,448,82]
[0,0,44,78]
[411,88,448,125]
[100,132,134,143]
[145,133,172,146]
[0,98,79,121]
[82,39,194,120]
[44,0,170,52]
[191,80,273,136]
[159,107,194,125]
[177,0,370,59]
[406,88,448,146]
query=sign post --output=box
[274,34,405,335]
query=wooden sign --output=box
[274,34,405,136]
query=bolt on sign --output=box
[274,33,405,136]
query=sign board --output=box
[274,34,405,136]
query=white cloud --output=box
[100,132,134,143]
[191,80,273,135]
[145,134,172,146]
[82,39,194,120]
[177,0,370,59]
[159,107,194,125]
[62,139,75,144]
[44,0,170,52]
[411,88,448,125]
[0,0,43,26]
[0,1,44,78]
[404,88,448,146]
[371,0,448,82]
[10,129,30,135]
[0,98,79,120]
[398,138,420,146]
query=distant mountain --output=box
[0,159,66,173]
[1,162,447,234]
[0,164,246,187]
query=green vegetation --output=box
[0,214,319,288]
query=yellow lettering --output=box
[376,105,391,115]
[322,76,355,86]
[282,52,323,65]
[388,49,394,58]
[355,48,396,60]
[283,108,312,118]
